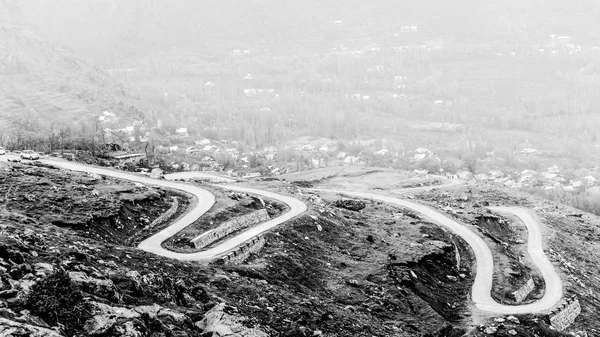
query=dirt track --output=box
[29,157,562,314]
[313,189,563,314]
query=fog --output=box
[3,1,600,335]
[3,0,600,212]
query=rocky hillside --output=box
[0,1,148,141]
[1,160,596,336]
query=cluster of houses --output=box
[463,165,598,192]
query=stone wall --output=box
[190,209,269,249]
[211,236,266,265]
[149,197,179,229]
[512,277,535,303]
[548,296,581,331]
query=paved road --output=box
[313,189,563,314]
[12,157,561,313]
[35,159,307,262]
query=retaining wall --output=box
[512,277,535,303]
[149,197,179,228]
[548,296,581,331]
[211,235,266,265]
[190,209,269,249]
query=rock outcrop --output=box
[195,303,268,337]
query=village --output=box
[94,114,600,201]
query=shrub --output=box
[26,269,93,336]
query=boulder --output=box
[83,314,117,335]
[69,272,114,288]
[14,310,50,328]
[134,304,162,318]
[33,263,54,277]
[90,301,140,319]
[114,321,143,337]
[334,199,365,211]
[158,307,187,323]
[69,272,115,297]
[484,326,497,334]
[195,303,268,337]
[150,168,164,179]
[125,270,141,282]
[87,172,103,180]
[0,317,63,337]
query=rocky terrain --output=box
[0,161,596,336]
[0,161,187,246]
[164,188,287,252]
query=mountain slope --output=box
[0,1,147,144]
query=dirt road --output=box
[28,158,561,313]
[37,159,307,262]
[314,189,563,314]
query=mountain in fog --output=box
[0,0,147,143]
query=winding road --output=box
[34,158,307,261]
[23,156,562,314]
[313,189,563,314]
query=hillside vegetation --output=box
[0,1,148,150]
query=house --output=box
[582,176,597,185]
[201,156,215,164]
[300,144,315,152]
[520,170,537,183]
[343,156,360,164]
[242,172,261,179]
[433,100,444,106]
[186,147,200,154]
[547,165,562,174]
[107,151,145,162]
[265,152,276,161]
[374,149,388,156]
[176,128,188,135]
[541,172,558,180]
[520,148,538,155]
[204,81,215,87]
[412,148,433,162]
[413,169,428,176]
[243,73,253,80]
[336,152,347,159]
[319,145,329,152]
[240,157,249,164]
[195,139,211,146]
[458,171,473,180]
[169,146,179,152]
[489,170,504,179]
[226,148,239,158]
[475,174,489,181]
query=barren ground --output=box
[0,163,596,336]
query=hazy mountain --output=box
[16,0,600,64]
[0,0,148,143]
